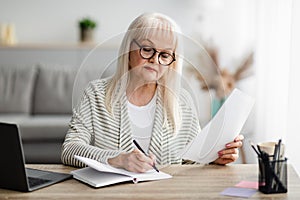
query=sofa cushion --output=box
[0,65,37,114]
[19,115,71,142]
[32,64,103,114]
[72,67,104,107]
[32,64,77,114]
[23,142,63,163]
[0,114,71,141]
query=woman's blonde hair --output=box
[105,12,183,134]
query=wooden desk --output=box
[0,164,299,199]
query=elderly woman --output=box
[61,13,243,172]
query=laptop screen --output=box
[0,122,30,191]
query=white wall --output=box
[0,0,255,55]
[0,0,201,44]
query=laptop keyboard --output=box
[28,177,51,187]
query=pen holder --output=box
[258,157,288,194]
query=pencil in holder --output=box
[258,157,288,194]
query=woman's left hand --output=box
[213,134,244,165]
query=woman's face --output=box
[128,36,175,83]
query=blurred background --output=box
[0,0,299,175]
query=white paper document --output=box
[178,88,255,163]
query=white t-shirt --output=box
[127,93,157,153]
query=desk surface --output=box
[0,164,299,199]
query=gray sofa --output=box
[0,64,101,163]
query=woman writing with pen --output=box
[61,13,244,172]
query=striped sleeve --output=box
[61,81,122,167]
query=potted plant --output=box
[79,17,97,43]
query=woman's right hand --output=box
[108,149,156,173]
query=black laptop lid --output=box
[0,122,29,191]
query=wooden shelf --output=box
[0,42,118,50]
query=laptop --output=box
[0,122,72,192]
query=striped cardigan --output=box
[61,78,201,167]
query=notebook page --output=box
[71,167,132,187]
[75,155,135,176]
[74,155,172,182]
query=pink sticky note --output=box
[220,187,257,198]
[235,181,258,189]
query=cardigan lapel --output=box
[148,86,164,164]
[118,93,134,152]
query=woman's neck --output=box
[126,82,157,106]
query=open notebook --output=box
[71,155,172,188]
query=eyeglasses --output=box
[132,39,176,66]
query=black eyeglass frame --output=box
[132,39,176,66]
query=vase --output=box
[80,28,94,43]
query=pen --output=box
[277,139,282,160]
[257,145,263,155]
[133,139,159,173]
[273,144,278,161]
[249,140,261,157]
[275,139,282,190]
